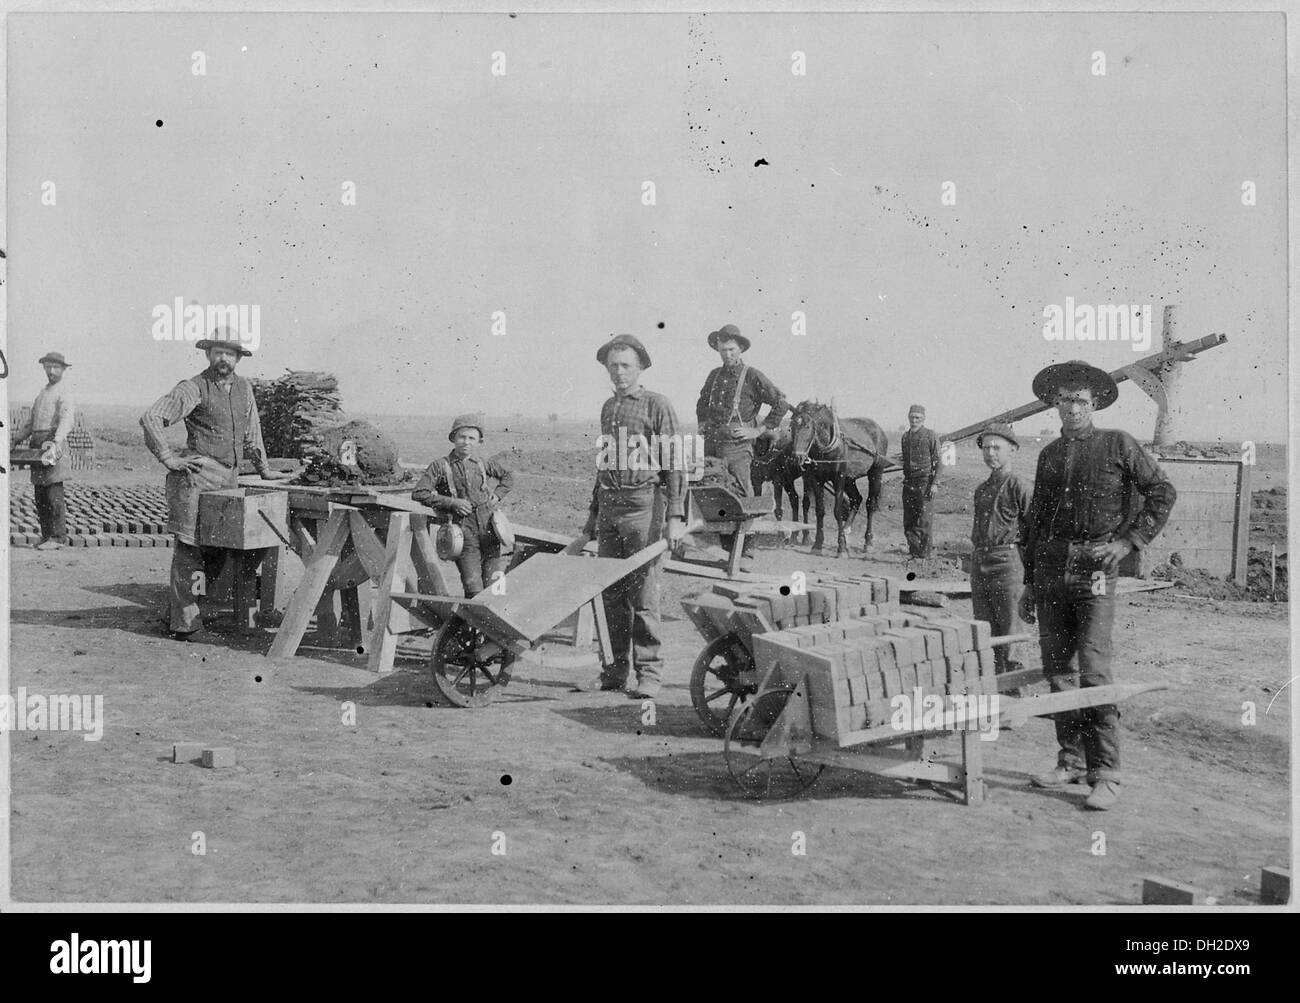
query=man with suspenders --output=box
[695,324,790,563]
[412,413,516,597]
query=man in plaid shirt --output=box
[578,334,686,699]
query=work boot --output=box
[1030,765,1087,788]
[573,674,626,694]
[1084,780,1121,811]
[628,676,661,700]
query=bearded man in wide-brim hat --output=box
[9,351,77,549]
[1019,359,1176,811]
[695,323,789,563]
[140,327,291,639]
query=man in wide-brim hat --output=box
[140,326,290,639]
[412,412,516,597]
[9,352,77,549]
[695,323,789,564]
[969,422,1031,679]
[577,334,685,699]
[1019,359,1176,810]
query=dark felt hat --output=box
[38,352,70,367]
[1032,359,1118,411]
[596,334,652,369]
[977,423,1019,449]
[195,325,253,357]
[707,323,750,352]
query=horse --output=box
[787,400,890,557]
[750,429,808,545]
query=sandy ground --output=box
[7,533,1290,906]
[6,420,1290,905]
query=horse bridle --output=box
[802,405,842,461]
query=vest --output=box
[184,370,252,469]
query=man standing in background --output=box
[900,403,941,559]
[10,351,76,550]
[695,323,789,565]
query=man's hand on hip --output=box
[1090,538,1134,569]
[1018,585,1036,624]
[165,456,205,474]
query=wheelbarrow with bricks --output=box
[721,611,1166,803]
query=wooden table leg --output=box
[268,508,350,658]
[233,548,264,635]
[367,512,412,675]
[727,523,745,578]
[313,590,340,647]
[261,545,292,622]
[961,727,986,806]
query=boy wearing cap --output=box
[970,424,1031,677]
[580,334,686,699]
[695,323,789,563]
[899,404,941,558]
[10,352,76,549]
[412,414,516,597]
[1020,360,1176,810]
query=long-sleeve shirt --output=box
[971,468,1031,551]
[589,385,686,519]
[1022,425,1176,584]
[139,372,272,476]
[11,381,75,444]
[900,426,941,485]
[695,364,789,435]
[412,452,515,517]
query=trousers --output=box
[706,436,755,558]
[596,487,664,686]
[168,540,233,633]
[969,546,1025,674]
[1033,543,1121,782]
[454,512,507,598]
[34,482,69,543]
[902,479,933,557]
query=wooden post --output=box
[268,508,350,658]
[960,728,986,806]
[367,512,413,674]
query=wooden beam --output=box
[942,333,1229,444]
[367,512,412,674]
[347,510,389,583]
[268,508,350,658]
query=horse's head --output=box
[789,400,836,467]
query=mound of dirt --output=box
[297,419,409,486]
[1150,547,1287,602]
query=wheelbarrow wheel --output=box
[429,615,516,709]
[723,684,825,800]
[689,633,756,737]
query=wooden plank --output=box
[961,727,986,805]
[1232,458,1251,587]
[1000,682,1167,728]
[348,510,389,582]
[407,514,452,600]
[290,516,316,561]
[367,513,412,674]
[268,509,350,658]
[591,596,614,667]
[468,544,669,643]
[346,493,442,517]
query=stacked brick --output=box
[9,483,173,548]
[752,608,997,745]
[680,573,901,647]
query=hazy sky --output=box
[4,11,1288,442]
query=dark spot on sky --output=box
[500,774,513,785]
[656,322,665,329]
[754,158,769,167]
[155,120,163,127]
